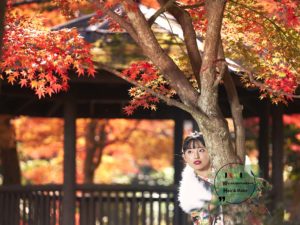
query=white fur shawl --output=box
[178,165,212,213]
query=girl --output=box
[178,131,223,225]
[178,132,270,225]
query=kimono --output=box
[178,165,224,225]
[178,164,270,225]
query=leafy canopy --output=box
[1,0,299,109]
[1,1,95,98]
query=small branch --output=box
[158,0,202,88]
[220,59,245,163]
[97,63,200,115]
[148,0,176,26]
[121,0,200,107]
[179,3,205,10]
[212,58,226,88]
[161,14,189,60]
[228,62,300,99]
[11,0,50,7]
[92,2,139,43]
[106,9,139,43]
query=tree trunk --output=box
[83,119,98,183]
[197,0,239,171]
[0,115,21,185]
[83,119,106,183]
[194,114,239,170]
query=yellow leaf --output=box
[278,72,286,77]
[272,58,281,64]
[31,80,38,89]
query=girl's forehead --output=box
[186,147,206,151]
[186,139,205,148]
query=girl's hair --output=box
[182,132,205,153]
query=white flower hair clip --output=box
[189,131,202,138]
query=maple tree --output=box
[0,0,299,222]
[1,0,299,166]
[67,0,299,170]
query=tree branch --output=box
[148,0,176,26]
[120,0,199,108]
[217,41,245,163]
[106,9,139,43]
[11,0,49,7]
[212,58,227,88]
[97,62,206,118]
[198,0,226,115]
[158,0,202,88]
[180,3,205,9]
[228,63,300,99]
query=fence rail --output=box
[0,185,190,225]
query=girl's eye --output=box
[198,149,205,152]
[187,150,192,154]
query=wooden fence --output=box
[0,185,190,225]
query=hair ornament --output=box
[189,131,202,138]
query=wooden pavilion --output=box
[0,4,298,225]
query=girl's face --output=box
[183,141,210,172]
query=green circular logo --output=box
[213,163,257,204]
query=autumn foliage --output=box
[122,61,177,115]
[13,117,174,184]
[1,0,299,105]
[0,1,95,98]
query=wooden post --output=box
[173,112,184,225]
[62,96,76,225]
[271,104,284,222]
[258,100,270,181]
[173,113,184,185]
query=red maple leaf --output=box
[123,105,135,116]
[19,79,27,87]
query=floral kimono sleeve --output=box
[190,204,224,225]
[190,207,211,225]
